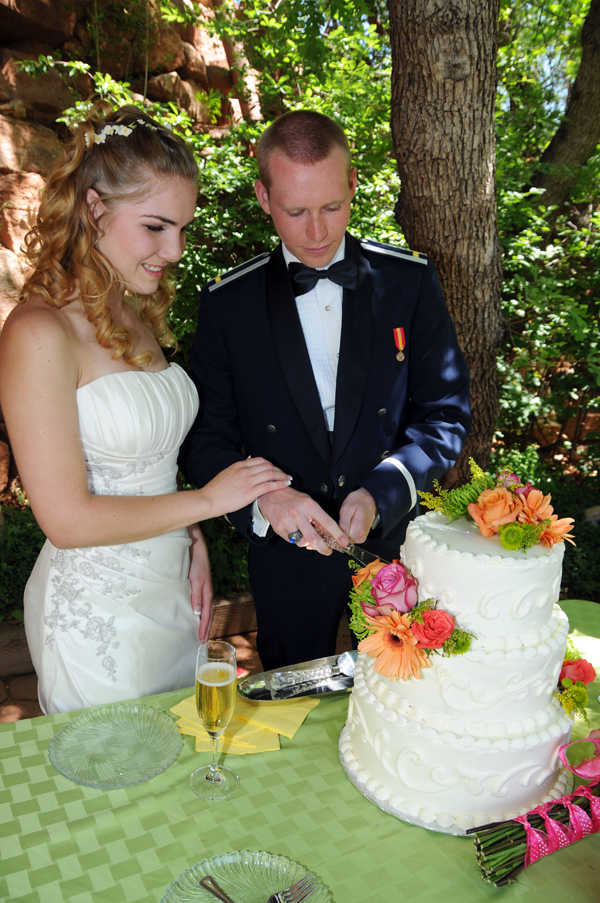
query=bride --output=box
[0,104,290,715]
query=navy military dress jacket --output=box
[182,232,471,556]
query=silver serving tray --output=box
[237,650,358,701]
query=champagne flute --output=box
[190,641,239,800]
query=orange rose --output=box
[468,487,522,538]
[352,558,387,588]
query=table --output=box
[1,600,599,903]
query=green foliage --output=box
[0,506,46,621]
[405,598,436,625]
[170,6,401,366]
[495,0,600,475]
[564,636,583,661]
[418,459,495,521]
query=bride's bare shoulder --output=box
[2,295,74,340]
[0,297,80,375]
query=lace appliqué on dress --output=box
[85,452,165,495]
[44,547,148,682]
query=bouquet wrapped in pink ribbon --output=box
[468,732,600,886]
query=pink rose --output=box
[498,471,521,490]
[514,481,533,499]
[411,609,455,649]
[560,658,596,685]
[362,562,418,617]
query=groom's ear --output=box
[254,179,271,215]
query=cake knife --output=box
[312,523,391,566]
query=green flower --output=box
[498,521,540,552]
[443,628,473,655]
[570,684,588,705]
[556,683,590,722]
[498,522,524,551]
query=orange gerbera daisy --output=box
[538,517,576,548]
[518,489,575,547]
[518,488,554,523]
[358,611,430,681]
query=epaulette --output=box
[360,238,427,265]
[207,252,270,292]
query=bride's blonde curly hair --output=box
[20,101,198,367]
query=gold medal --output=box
[396,350,404,361]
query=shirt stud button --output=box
[381,450,390,459]
[267,424,277,433]
[320,482,328,494]
[377,408,387,417]
[338,475,345,487]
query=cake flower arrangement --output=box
[556,639,597,721]
[419,459,575,552]
[348,558,474,681]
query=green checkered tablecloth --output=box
[1,600,599,903]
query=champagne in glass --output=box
[196,661,236,735]
[190,641,239,800]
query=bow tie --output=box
[288,258,358,297]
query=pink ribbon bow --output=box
[558,730,600,779]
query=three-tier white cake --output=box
[339,511,573,834]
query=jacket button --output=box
[320,482,328,494]
[377,408,387,417]
[381,450,390,459]
[266,424,277,433]
[338,475,345,487]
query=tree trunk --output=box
[531,0,600,216]
[388,0,504,479]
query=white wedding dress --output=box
[24,363,201,715]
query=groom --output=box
[182,111,471,670]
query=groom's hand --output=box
[257,487,349,555]
[339,488,377,544]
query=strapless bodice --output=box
[25,362,201,714]
[76,363,198,497]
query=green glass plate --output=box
[48,703,181,789]
[162,850,332,903]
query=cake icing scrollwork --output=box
[389,746,494,796]
[438,663,556,712]
[489,762,555,798]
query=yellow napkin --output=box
[171,687,320,755]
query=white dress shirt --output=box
[251,237,413,535]
[281,240,345,432]
[252,240,345,536]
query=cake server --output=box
[237,650,358,701]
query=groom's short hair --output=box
[257,110,352,191]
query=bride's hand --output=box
[199,457,292,519]
[187,523,213,643]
